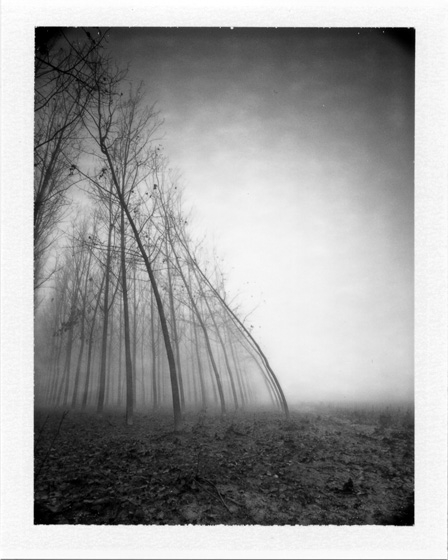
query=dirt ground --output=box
[34,405,414,525]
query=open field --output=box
[34,404,414,525]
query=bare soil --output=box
[34,405,414,525]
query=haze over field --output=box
[60,27,415,404]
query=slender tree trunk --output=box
[238,335,281,409]
[101,147,181,429]
[198,288,239,410]
[150,288,158,410]
[225,322,247,408]
[132,263,137,409]
[47,282,67,404]
[82,274,105,409]
[186,247,289,417]
[171,218,288,416]
[156,322,162,408]
[191,304,206,410]
[49,333,64,405]
[189,342,198,409]
[117,298,123,407]
[72,249,93,408]
[61,299,78,407]
[97,200,114,415]
[205,341,219,409]
[120,206,134,426]
[45,342,58,405]
[165,237,185,410]
[105,305,115,409]
[140,318,145,408]
[82,330,96,410]
[71,319,85,409]
[55,366,67,407]
[170,245,226,415]
[55,338,70,407]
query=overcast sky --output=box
[79,27,414,403]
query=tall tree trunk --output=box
[82,273,105,409]
[226,323,248,408]
[196,284,239,410]
[132,263,137,409]
[140,318,145,408]
[238,335,281,409]
[117,298,123,407]
[101,147,182,429]
[72,248,93,408]
[45,341,58,405]
[191,303,206,410]
[150,288,158,410]
[170,243,226,415]
[120,206,134,426]
[204,340,219,408]
[61,299,78,407]
[49,333,64,405]
[165,236,185,410]
[189,343,198,409]
[97,199,114,415]
[186,247,288,417]
[172,218,288,416]
[47,275,68,404]
[156,321,162,408]
[105,305,115,409]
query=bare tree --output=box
[96,195,115,414]
[34,36,289,421]
[71,216,96,407]
[167,199,289,417]
[34,29,108,297]
[82,66,183,428]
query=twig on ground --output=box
[196,476,232,513]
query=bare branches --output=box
[34,34,289,423]
[34,29,111,294]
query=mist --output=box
[102,27,414,405]
[29,25,417,531]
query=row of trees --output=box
[34,29,288,428]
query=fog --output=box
[95,27,414,404]
[32,27,414,411]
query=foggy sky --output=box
[78,28,414,403]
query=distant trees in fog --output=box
[34,28,289,428]
[34,29,110,295]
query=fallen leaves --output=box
[34,406,414,525]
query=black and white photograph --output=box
[1,2,447,559]
[32,26,415,527]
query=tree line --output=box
[34,28,289,429]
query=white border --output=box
[1,1,447,558]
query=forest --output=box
[33,28,414,526]
[34,28,288,428]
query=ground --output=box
[34,404,414,525]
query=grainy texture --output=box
[34,406,414,525]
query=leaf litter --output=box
[34,406,414,525]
